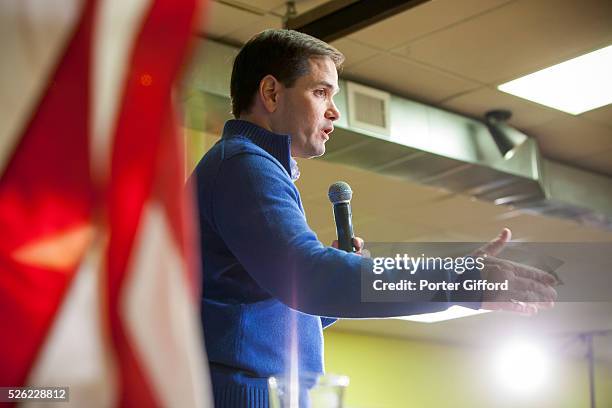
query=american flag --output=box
[0,0,211,406]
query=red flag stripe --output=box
[155,104,201,298]
[104,0,199,405]
[0,0,95,387]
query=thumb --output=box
[478,228,511,257]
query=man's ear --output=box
[259,74,282,113]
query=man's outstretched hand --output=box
[330,230,558,315]
[475,228,559,316]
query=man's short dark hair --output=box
[230,29,345,118]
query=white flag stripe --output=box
[122,202,211,408]
[0,0,83,176]
[90,0,152,183]
[24,236,118,408]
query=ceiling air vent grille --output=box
[347,81,391,137]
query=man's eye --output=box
[314,89,326,97]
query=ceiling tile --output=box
[241,0,286,13]
[499,213,584,241]
[558,223,612,242]
[451,211,580,242]
[298,161,450,218]
[344,54,479,104]
[351,184,450,221]
[441,87,567,128]
[223,14,282,44]
[404,0,612,84]
[446,217,511,242]
[348,0,512,51]
[202,1,262,38]
[526,116,612,162]
[581,104,612,128]
[296,157,379,200]
[402,229,484,242]
[330,38,381,68]
[571,147,612,176]
[403,195,508,231]
[357,217,439,242]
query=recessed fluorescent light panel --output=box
[498,45,612,115]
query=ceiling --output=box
[199,0,612,176]
[193,0,612,362]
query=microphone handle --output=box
[333,202,355,252]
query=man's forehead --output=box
[306,57,339,92]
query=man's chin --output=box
[311,146,325,158]
[296,145,325,159]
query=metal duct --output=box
[182,39,612,230]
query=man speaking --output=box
[190,29,557,407]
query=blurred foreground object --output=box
[269,372,349,408]
[0,0,211,406]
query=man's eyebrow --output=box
[316,81,340,95]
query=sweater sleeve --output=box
[211,153,480,318]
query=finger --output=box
[506,290,555,308]
[508,300,538,316]
[481,257,510,280]
[482,301,536,316]
[486,284,551,305]
[331,240,339,249]
[534,301,555,309]
[477,228,511,257]
[522,277,557,301]
[485,258,558,297]
[509,277,557,302]
[353,237,364,251]
[521,303,539,316]
[509,260,559,285]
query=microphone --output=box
[328,181,355,252]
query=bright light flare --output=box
[495,341,550,393]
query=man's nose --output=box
[326,100,340,122]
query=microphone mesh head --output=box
[328,181,352,204]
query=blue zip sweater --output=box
[192,120,481,407]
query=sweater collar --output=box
[222,119,299,180]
